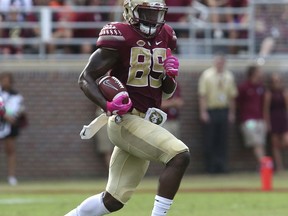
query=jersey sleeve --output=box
[170,29,177,51]
[96,23,125,49]
[163,24,177,51]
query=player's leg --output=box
[105,146,150,205]
[65,192,110,216]
[216,110,228,173]
[241,120,265,165]
[65,146,149,216]
[156,152,190,199]
[150,151,190,216]
[4,137,17,185]
[271,134,283,172]
[253,121,266,164]
[204,110,220,173]
[108,114,190,216]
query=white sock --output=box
[65,192,110,216]
[64,209,78,216]
[151,195,173,216]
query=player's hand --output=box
[163,48,179,78]
[0,97,6,116]
[200,111,210,123]
[106,92,132,116]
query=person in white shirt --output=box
[0,72,26,186]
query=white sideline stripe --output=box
[0,198,55,205]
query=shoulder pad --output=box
[162,24,177,51]
[97,23,126,48]
[99,23,123,37]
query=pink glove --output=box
[106,92,132,116]
[163,48,179,78]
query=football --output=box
[97,75,129,102]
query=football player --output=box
[65,0,190,215]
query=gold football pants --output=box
[106,113,189,203]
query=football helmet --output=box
[123,0,168,37]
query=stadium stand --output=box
[0,1,287,59]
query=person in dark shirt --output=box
[263,73,288,172]
[237,65,266,167]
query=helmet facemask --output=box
[124,1,168,38]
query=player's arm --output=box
[162,76,177,95]
[78,48,119,111]
[162,48,179,98]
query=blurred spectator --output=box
[237,65,266,167]
[201,0,248,54]
[0,13,4,40]
[74,0,85,5]
[33,0,49,5]
[106,0,118,5]
[226,0,248,24]
[0,6,36,56]
[47,0,75,54]
[255,5,288,60]
[201,0,229,39]
[226,0,249,54]
[255,6,277,59]
[263,73,288,172]
[105,0,123,21]
[161,85,184,138]
[94,107,114,170]
[198,53,237,174]
[165,0,193,38]
[73,0,106,54]
[23,0,49,54]
[165,0,193,24]
[0,0,32,14]
[0,72,26,186]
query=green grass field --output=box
[1,172,288,216]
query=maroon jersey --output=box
[269,89,288,133]
[97,22,177,113]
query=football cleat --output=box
[123,0,167,38]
